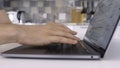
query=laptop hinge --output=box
[83,40,105,56]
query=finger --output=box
[49,36,78,44]
[50,30,80,40]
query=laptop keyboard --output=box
[45,41,90,54]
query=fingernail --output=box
[73,31,77,35]
[72,40,78,44]
[77,37,81,41]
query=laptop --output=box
[1,0,120,60]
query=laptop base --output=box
[1,44,101,60]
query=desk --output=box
[0,26,120,68]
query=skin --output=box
[0,10,80,46]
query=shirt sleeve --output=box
[0,0,4,10]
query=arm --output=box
[0,24,17,44]
[0,23,79,45]
[0,0,79,45]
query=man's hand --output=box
[17,23,80,46]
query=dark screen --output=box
[85,0,120,49]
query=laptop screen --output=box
[85,0,120,50]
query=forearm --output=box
[0,1,16,45]
[0,24,18,45]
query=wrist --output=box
[8,24,20,43]
[14,25,26,44]
[15,25,44,44]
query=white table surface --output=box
[0,25,120,68]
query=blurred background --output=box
[3,0,100,24]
